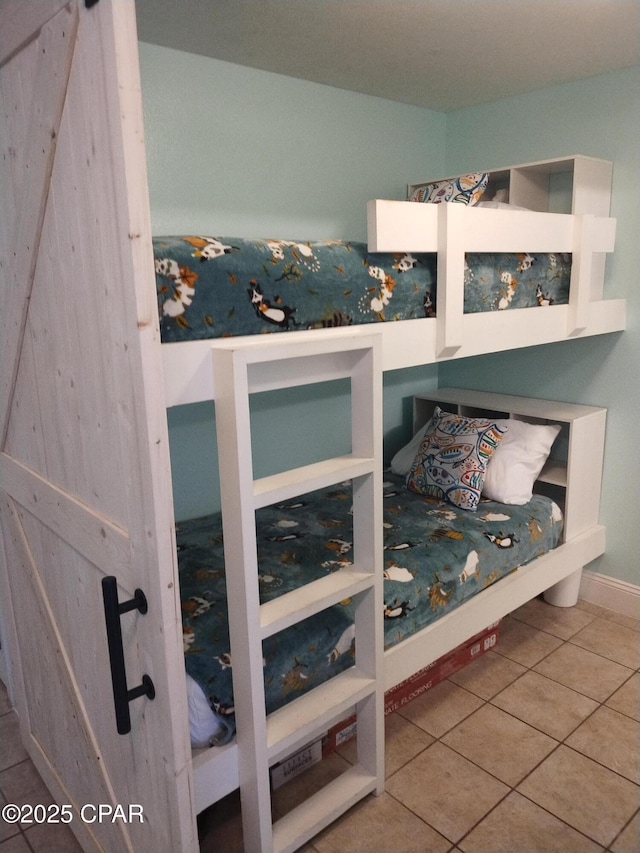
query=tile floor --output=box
[1,597,638,852]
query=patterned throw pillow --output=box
[409,172,489,206]
[406,406,507,511]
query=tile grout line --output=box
[492,620,639,813]
[492,617,638,711]
[388,607,639,851]
[607,804,640,853]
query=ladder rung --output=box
[272,765,378,853]
[253,455,374,509]
[261,569,373,639]
[267,668,375,765]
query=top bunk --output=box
[160,155,626,407]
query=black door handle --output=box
[101,576,155,735]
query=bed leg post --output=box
[543,568,583,607]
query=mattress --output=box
[154,236,571,343]
[179,473,563,744]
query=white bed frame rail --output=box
[367,200,619,357]
[209,328,385,853]
[162,204,623,409]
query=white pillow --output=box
[390,419,432,475]
[186,673,226,748]
[482,419,561,504]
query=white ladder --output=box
[212,328,385,853]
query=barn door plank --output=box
[1,496,139,852]
[0,2,77,445]
[0,2,197,850]
[0,454,131,576]
[0,0,71,65]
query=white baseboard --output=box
[579,570,640,619]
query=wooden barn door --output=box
[0,1,196,850]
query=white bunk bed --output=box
[0,3,625,853]
[161,159,619,852]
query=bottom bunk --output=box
[190,523,604,815]
[181,388,607,822]
[180,472,563,748]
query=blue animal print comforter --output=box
[154,236,571,343]
[179,473,563,741]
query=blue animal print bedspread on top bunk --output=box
[179,473,563,740]
[154,236,571,343]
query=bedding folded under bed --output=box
[154,236,571,343]
[179,473,563,742]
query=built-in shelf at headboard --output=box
[412,388,606,544]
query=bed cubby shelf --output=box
[211,330,385,853]
[408,155,614,215]
[539,459,568,488]
[413,388,606,543]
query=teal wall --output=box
[140,42,639,588]
[441,66,640,586]
[141,44,445,240]
[140,44,442,520]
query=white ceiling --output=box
[135,0,640,112]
